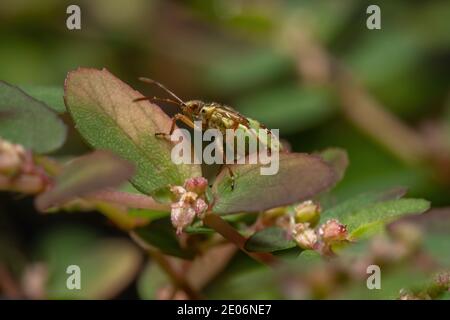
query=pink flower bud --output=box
[169,177,210,234]
[318,219,348,243]
[294,200,321,226]
[0,139,25,176]
[295,229,318,250]
[184,177,208,195]
[194,198,208,218]
[170,201,196,235]
[292,223,318,250]
[170,185,186,200]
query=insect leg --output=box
[244,123,275,155]
[232,122,272,157]
[215,164,235,191]
[155,113,196,138]
[227,166,235,191]
[216,153,236,191]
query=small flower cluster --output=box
[293,219,349,256]
[263,200,350,255]
[281,223,446,299]
[0,138,48,194]
[170,177,209,235]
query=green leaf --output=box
[346,199,430,238]
[20,85,66,114]
[297,250,322,264]
[64,68,201,196]
[35,150,135,211]
[317,148,349,186]
[236,85,336,134]
[322,187,407,221]
[272,247,303,259]
[245,227,296,253]
[0,81,67,153]
[132,218,195,259]
[186,213,255,234]
[37,227,142,299]
[321,188,429,238]
[128,208,170,220]
[185,225,215,234]
[212,153,336,214]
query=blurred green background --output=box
[0,0,449,299]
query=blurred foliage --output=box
[0,82,67,153]
[35,226,142,299]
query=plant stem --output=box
[203,213,278,267]
[0,263,22,299]
[95,201,146,230]
[149,249,203,300]
[335,70,428,166]
[34,155,62,176]
[130,232,202,300]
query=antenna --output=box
[138,77,185,105]
[134,96,182,107]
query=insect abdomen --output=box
[208,112,236,133]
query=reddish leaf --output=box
[35,150,134,211]
[211,153,336,214]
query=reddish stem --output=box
[203,213,279,267]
